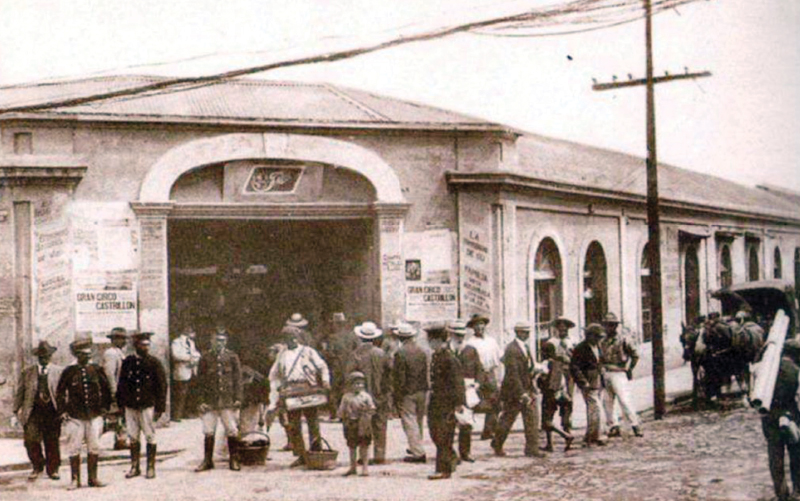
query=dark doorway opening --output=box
[167,218,375,352]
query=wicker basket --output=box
[238,431,271,466]
[305,437,338,470]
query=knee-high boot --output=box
[146,443,157,479]
[67,456,81,490]
[195,435,215,472]
[87,453,105,488]
[125,441,141,478]
[227,437,241,471]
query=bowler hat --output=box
[32,340,57,357]
[395,323,417,338]
[70,338,93,354]
[354,322,383,340]
[447,319,470,337]
[106,327,128,339]
[286,313,309,328]
[602,313,620,325]
[551,317,576,329]
[466,313,490,328]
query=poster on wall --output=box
[461,225,492,316]
[75,290,138,332]
[406,284,458,321]
[403,229,457,321]
[33,196,73,343]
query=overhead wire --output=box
[0,0,705,114]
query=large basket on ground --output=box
[238,431,270,466]
[306,438,338,470]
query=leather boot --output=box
[195,436,215,472]
[87,453,105,488]
[67,456,81,490]
[227,437,241,471]
[146,443,157,479]
[125,441,141,478]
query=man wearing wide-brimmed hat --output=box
[491,322,545,459]
[285,313,315,347]
[57,337,113,489]
[13,340,64,481]
[345,321,392,465]
[540,317,576,452]
[465,313,502,440]
[392,322,429,463]
[117,332,167,479]
[102,327,129,450]
[600,312,643,439]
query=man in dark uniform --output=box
[345,321,392,465]
[117,332,167,479]
[762,338,800,500]
[13,341,64,481]
[491,322,545,458]
[56,338,112,490]
[195,330,243,472]
[426,323,466,480]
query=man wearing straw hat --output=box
[117,332,167,479]
[102,327,129,450]
[286,312,315,347]
[465,313,502,440]
[491,322,545,458]
[56,337,113,489]
[393,322,429,463]
[12,340,64,481]
[346,321,392,465]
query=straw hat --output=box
[354,322,383,340]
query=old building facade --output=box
[1,76,799,427]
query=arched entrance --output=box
[583,241,607,326]
[131,133,408,350]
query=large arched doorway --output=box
[583,241,607,326]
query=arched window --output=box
[534,238,563,337]
[684,242,701,325]
[748,245,760,281]
[774,247,783,279]
[718,243,732,288]
[641,243,653,343]
[583,241,607,326]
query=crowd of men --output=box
[13,311,648,487]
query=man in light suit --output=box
[170,324,201,421]
[491,322,545,458]
[570,323,608,447]
[102,327,129,449]
[13,341,64,481]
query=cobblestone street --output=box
[0,399,781,501]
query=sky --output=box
[0,0,798,193]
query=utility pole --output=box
[592,0,710,419]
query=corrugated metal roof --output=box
[517,134,800,221]
[0,75,505,130]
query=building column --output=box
[374,204,409,327]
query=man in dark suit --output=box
[13,341,64,481]
[117,332,167,479]
[491,322,545,458]
[427,323,466,480]
[393,322,429,463]
[57,338,113,489]
[570,323,608,447]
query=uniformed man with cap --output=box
[600,312,643,438]
[56,337,113,489]
[541,317,576,452]
[102,327,129,450]
[491,322,545,458]
[345,321,392,465]
[194,328,243,472]
[117,332,167,479]
[12,340,64,481]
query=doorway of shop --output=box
[167,218,376,353]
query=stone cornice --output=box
[128,201,411,220]
[0,155,87,187]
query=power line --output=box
[0,0,705,114]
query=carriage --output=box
[680,280,799,405]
